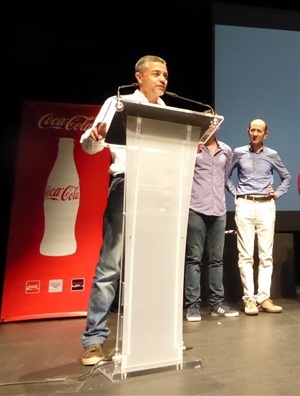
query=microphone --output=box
[116,82,139,112]
[164,90,215,116]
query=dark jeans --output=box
[185,209,226,307]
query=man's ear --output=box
[135,72,142,83]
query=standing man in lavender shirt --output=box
[184,134,239,321]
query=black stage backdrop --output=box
[2,0,300,296]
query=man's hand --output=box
[89,122,107,141]
[197,142,204,153]
[267,185,277,199]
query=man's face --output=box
[136,61,168,101]
[248,120,268,145]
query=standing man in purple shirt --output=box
[226,119,291,315]
[185,134,239,321]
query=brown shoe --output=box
[258,298,282,313]
[81,343,105,366]
[244,299,259,315]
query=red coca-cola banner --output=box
[1,101,111,322]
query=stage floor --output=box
[0,294,299,396]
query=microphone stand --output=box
[116,83,139,112]
[164,91,215,115]
[164,90,219,124]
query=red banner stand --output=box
[1,101,110,322]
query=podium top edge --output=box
[121,99,224,128]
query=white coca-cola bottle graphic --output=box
[40,137,80,256]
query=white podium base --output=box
[97,355,202,382]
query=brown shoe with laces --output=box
[258,298,282,313]
[244,299,259,315]
[81,343,105,366]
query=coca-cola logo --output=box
[38,113,96,132]
[25,280,40,294]
[45,185,80,201]
[26,284,39,290]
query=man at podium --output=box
[79,55,169,366]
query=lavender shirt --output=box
[190,140,232,216]
[226,144,291,199]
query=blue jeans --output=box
[82,175,124,347]
[185,209,226,307]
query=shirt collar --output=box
[248,143,264,153]
[132,89,166,106]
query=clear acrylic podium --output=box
[98,100,224,381]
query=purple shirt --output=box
[190,140,232,216]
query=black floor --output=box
[0,295,299,396]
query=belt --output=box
[237,195,272,202]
